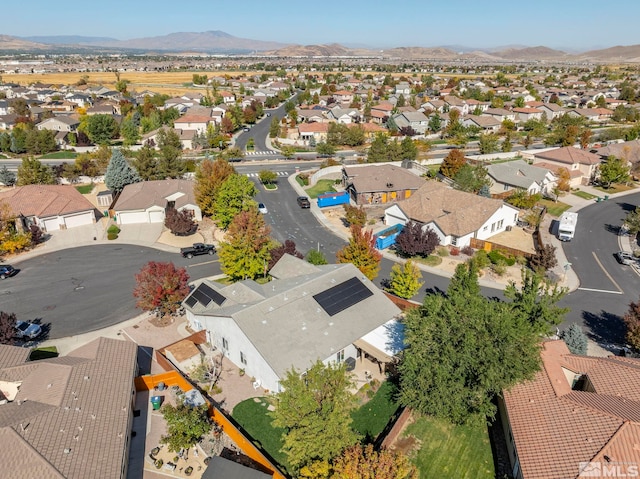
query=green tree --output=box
[120,116,140,146]
[560,323,588,355]
[17,156,55,185]
[218,209,274,280]
[387,260,423,299]
[281,145,296,159]
[478,133,500,154]
[453,164,491,194]
[428,114,442,133]
[161,402,212,453]
[258,169,277,185]
[104,149,141,193]
[367,133,390,163]
[399,260,542,424]
[214,174,258,229]
[306,249,328,265]
[84,114,119,145]
[270,361,358,472]
[0,166,16,186]
[316,142,336,156]
[130,144,157,181]
[504,269,569,336]
[269,116,281,138]
[336,225,382,280]
[156,128,184,179]
[599,155,630,188]
[400,136,418,161]
[194,157,235,217]
[624,206,640,236]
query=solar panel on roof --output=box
[191,288,212,306]
[198,283,226,306]
[185,296,197,308]
[313,277,374,317]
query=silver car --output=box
[15,320,42,340]
[615,251,637,266]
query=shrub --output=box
[436,246,449,257]
[298,173,310,185]
[107,232,118,240]
[488,250,506,264]
[155,459,163,469]
[450,247,460,256]
[560,324,588,355]
[461,245,474,256]
[474,249,491,269]
[491,259,507,276]
[107,225,120,235]
[343,204,367,227]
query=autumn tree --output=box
[133,261,190,317]
[164,208,195,235]
[624,297,640,350]
[17,156,55,185]
[329,444,418,479]
[105,149,141,193]
[439,148,467,178]
[336,225,382,280]
[161,402,212,453]
[270,360,358,472]
[194,157,235,217]
[394,222,440,258]
[387,260,424,299]
[556,167,571,192]
[0,311,17,345]
[267,240,303,271]
[218,208,274,281]
[213,174,257,229]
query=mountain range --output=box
[1,31,639,62]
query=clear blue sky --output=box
[4,0,639,51]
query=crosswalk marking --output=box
[245,150,279,156]
[246,171,289,177]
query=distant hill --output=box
[492,46,570,61]
[264,43,355,57]
[23,35,118,45]
[0,34,50,51]
[575,44,640,62]
[95,30,289,53]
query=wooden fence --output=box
[380,407,413,449]
[470,237,534,259]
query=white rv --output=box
[558,212,578,241]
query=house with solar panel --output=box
[182,254,403,393]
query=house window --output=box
[483,225,488,231]
[491,222,496,233]
[503,184,509,191]
[222,337,228,351]
[450,236,458,246]
[336,350,344,363]
[497,220,504,230]
[240,352,247,365]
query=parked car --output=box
[615,251,637,265]
[0,264,16,280]
[243,127,250,132]
[297,196,311,209]
[258,203,268,214]
[180,243,216,259]
[15,320,42,340]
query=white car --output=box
[258,203,268,214]
[15,320,42,340]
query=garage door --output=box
[42,217,60,232]
[118,211,148,225]
[149,211,164,223]
[64,212,92,229]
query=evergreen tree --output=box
[104,149,141,193]
[156,128,185,179]
[400,136,418,161]
[130,144,157,181]
[0,166,16,186]
[560,324,588,355]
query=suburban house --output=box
[342,164,425,205]
[327,107,360,124]
[297,122,329,143]
[182,254,403,393]
[512,107,543,122]
[537,103,565,120]
[113,179,202,225]
[532,146,602,185]
[0,337,138,479]
[486,159,557,197]
[36,115,79,132]
[482,107,517,123]
[173,114,213,134]
[384,181,520,248]
[594,139,640,168]
[0,184,98,232]
[499,340,640,479]
[461,115,502,132]
[391,111,429,134]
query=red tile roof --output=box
[534,146,602,165]
[0,185,95,219]
[503,341,640,479]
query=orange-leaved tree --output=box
[336,225,382,280]
[133,261,190,317]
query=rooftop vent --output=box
[63,448,71,454]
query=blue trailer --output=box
[374,224,404,250]
[316,190,350,208]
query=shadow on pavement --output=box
[582,309,626,347]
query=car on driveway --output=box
[15,320,42,340]
[297,196,311,208]
[615,251,637,265]
[0,264,16,279]
[258,203,268,214]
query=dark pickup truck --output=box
[180,243,216,259]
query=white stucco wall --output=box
[476,205,519,241]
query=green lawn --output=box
[412,254,443,267]
[305,179,337,199]
[405,414,495,479]
[351,381,400,440]
[29,346,59,361]
[232,398,288,471]
[572,190,598,200]
[39,151,77,159]
[593,183,637,194]
[537,198,571,217]
[75,184,94,194]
